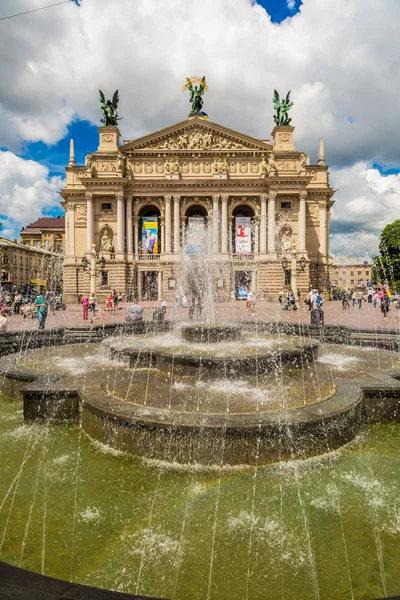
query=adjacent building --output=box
[0,236,63,291]
[20,216,65,253]
[60,114,335,303]
[331,257,372,289]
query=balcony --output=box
[232,253,254,261]
[137,254,161,261]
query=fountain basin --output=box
[181,324,242,344]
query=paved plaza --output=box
[4,299,400,332]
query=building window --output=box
[343,280,347,285]
[350,279,354,285]
[13,256,17,265]
[366,270,369,276]
[19,257,23,265]
[101,203,112,211]
[335,271,338,276]
[34,240,41,247]
[358,271,362,275]
[281,202,291,210]
[101,271,109,287]
[25,258,28,266]
[350,271,354,276]
[342,271,346,276]
[3,255,8,264]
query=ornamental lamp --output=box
[299,256,306,271]
[282,256,288,271]
[99,255,106,270]
[81,256,88,269]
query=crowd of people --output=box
[0,288,64,332]
[340,287,396,319]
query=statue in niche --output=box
[100,229,113,252]
[261,153,277,177]
[280,227,293,252]
[213,157,227,174]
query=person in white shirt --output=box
[0,311,8,332]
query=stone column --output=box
[212,194,220,253]
[138,271,143,300]
[133,216,139,256]
[67,203,75,256]
[267,191,277,255]
[116,193,125,255]
[64,207,69,256]
[86,193,93,253]
[259,194,267,254]
[157,271,162,300]
[326,207,331,258]
[173,195,181,253]
[161,219,165,254]
[298,191,307,253]
[126,195,133,255]
[165,195,172,254]
[254,219,259,255]
[221,195,228,254]
[319,203,327,257]
[181,217,186,250]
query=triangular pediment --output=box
[121,118,272,153]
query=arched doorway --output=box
[232,205,255,254]
[184,205,208,255]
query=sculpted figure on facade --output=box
[125,160,133,180]
[117,153,126,175]
[261,153,277,177]
[299,152,307,174]
[280,226,293,252]
[100,229,113,252]
[85,153,95,177]
[213,157,228,174]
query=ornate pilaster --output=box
[161,218,166,254]
[298,191,307,254]
[221,195,228,254]
[267,191,277,256]
[212,194,220,253]
[126,195,133,255]
[164,195,172,254]
[133,216,139,256]
[259,194,267,254]
[85,192,93,253]
[116,192,125,255]
[67,202,75,256]
[319,203,327,258]
[173,195,181,254]
[254,218,259,255]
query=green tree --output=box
[373,219,400,290]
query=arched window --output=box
[232,205,255,254]
[139,206,161,255]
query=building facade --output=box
[0,236,63,291]
[332,257,372,290]
[60,116,335,303]
[20,216,65,253]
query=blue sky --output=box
[0,0,399,256]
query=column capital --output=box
[299,191,308,201]
[212,194,220,203]
[127,194,133,202]
[260,194,268,203]
[116,192,124,202]
[221,194,229,203]
[319,203,327,211]
[85,192,92,201]
[173,194,180,203]
[66,202,75,211]
[164,194,172,202]
[267,191,277,201]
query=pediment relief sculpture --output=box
[137,130,246,151]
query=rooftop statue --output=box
[273,90,293,127]
[183,76,208,115]
[99,90,122,127]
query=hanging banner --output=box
[187,216,205,254]
[235,217,251,254]
[141,217,158,254]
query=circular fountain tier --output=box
[181,323,242,343]
[104,330,318,377]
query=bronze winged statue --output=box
[273,90,293,126]
[99,90,122,127]
[184,76,208,115]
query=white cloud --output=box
[329,163,400,256]
[0,151,64,237]
[0,0,399,169]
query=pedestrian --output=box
[279,290,284,305]
[34,293,49,330]
[367,288,373,303]
[373,290,379,308]
[351,291,356,307]
[356,289,363,309]
[106,293,113,313]
[297,289,301,304]
[342,291,350,309]
[13,292,22,315]
[0,310,8,332]
[161,298,167,316]
[88,294,97,323]
[381,291,390,319]
[112,289,119,314]
[81,293,89,320]
[230,288,235,301]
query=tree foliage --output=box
[373,219,400,289]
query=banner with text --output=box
[235,217,251,254]
[141,217,158,254]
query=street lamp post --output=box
[291,244,298,296]
[90,243,97,297]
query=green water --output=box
[1,394,400,599]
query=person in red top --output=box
[106,293,113,313]
[81,293,89,320]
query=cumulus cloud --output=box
[0,0,399,169]
[0,151,64,238]
[329,163,400,256]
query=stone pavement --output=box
[3,299,400,332]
